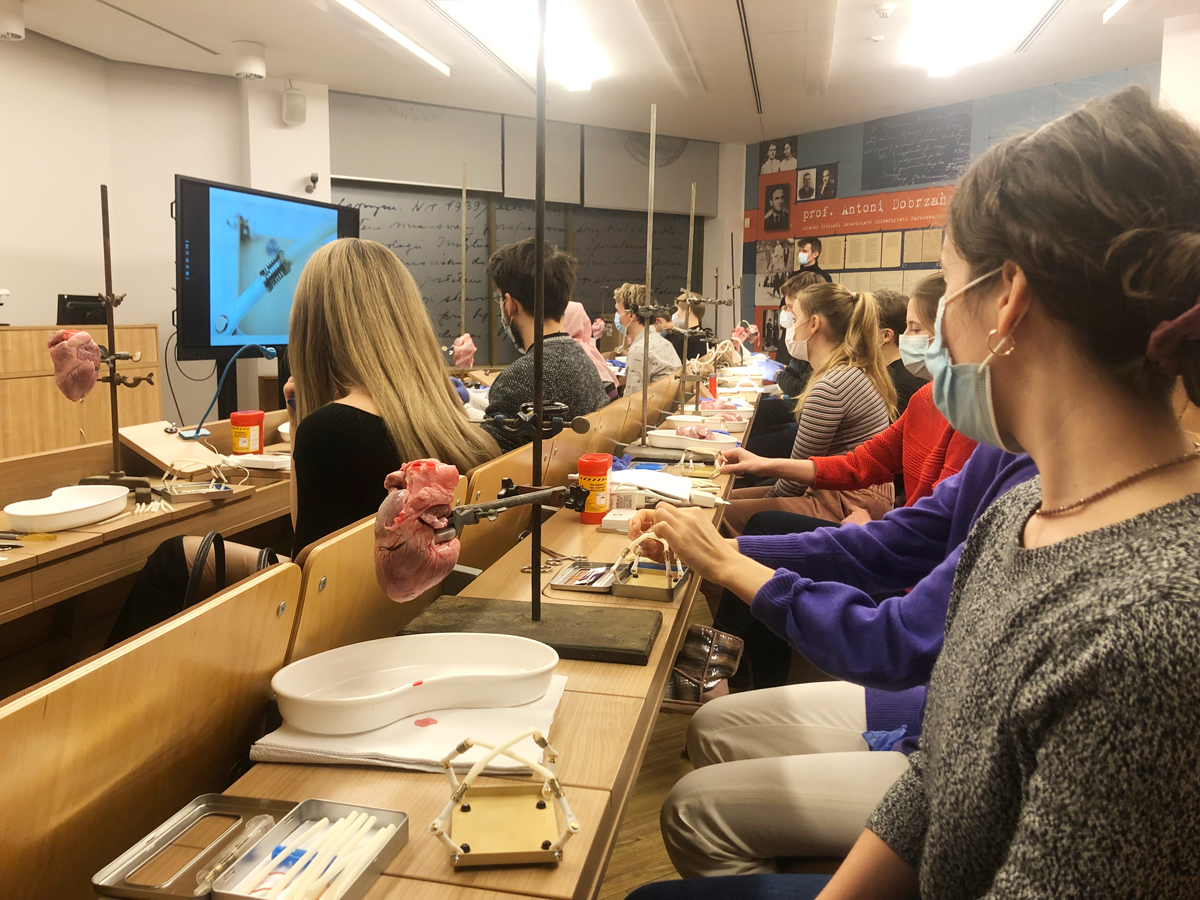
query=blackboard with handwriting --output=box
[861,102,973,191]
[333,180,690,364]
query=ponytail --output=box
[793,284,898,421]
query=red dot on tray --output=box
[415,717,437,727]
[412,680,423,686]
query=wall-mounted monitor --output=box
[175,175,360,360]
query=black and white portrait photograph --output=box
[796,167,817,201]
[762,183,790,232]
[817,163,839,201]
[759,136,796,174]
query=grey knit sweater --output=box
[482,333,610,453]
[867,478,1200,898]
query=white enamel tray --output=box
[646,429,739,452]
[3,484,128,533]
[272,633,559,735]
[664,413,747,434]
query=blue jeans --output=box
[627,874,831,900]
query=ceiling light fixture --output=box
[435,0,608,91]
[1014,0,1067,52]
[1102,0,1134,24]
[331,0,450,76]
[900,0,1060,77]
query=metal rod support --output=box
[461,163,467,335]
[101,185,121,476]
[531,0,547,623]
[679,182,696,407]
[640,104,656,447]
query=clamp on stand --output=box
[489,401,586,443]
[432,479,589,544]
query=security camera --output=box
[304,173,319,194]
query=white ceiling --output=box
[20,0,1169,144]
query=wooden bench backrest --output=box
[457,440,554,570]
[286,477,467,664]
[0,562,302,900]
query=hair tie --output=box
[1146,298,1200,376]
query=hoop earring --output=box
[986,329,1016,356]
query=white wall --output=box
[702,142,747,340]
[0,33,111,322]
[1161,14,1200,127]
[237,78,333,409]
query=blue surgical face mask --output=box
[924,267,1021,451]
[796,252,810,267]
[614,312,627,335]
[500,298,527,355]
[898,334,930,379]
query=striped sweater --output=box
[766,366,891,498]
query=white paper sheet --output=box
[251,676,567,775]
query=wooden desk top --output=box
[228,450,739,900]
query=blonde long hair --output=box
[289,238,500,471]
[793,283,898,421]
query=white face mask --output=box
[786,319,813,360]
[796,252,810,267]
[778,310,796,329]
[898,334,931,380]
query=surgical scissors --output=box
[521,545,589,574]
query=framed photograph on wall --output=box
[816,163,839,201]
[759,136,798,174]
[756,238,793,276]
[762,183,791,232]
[796,168,817,201]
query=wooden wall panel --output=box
[0,325,161,458]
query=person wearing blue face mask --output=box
[614,283,682,395]
[627,86,1200,900]
[482,238,610,453]
[656,291,711,362]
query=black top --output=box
[482,333,610,453]
[775,358,813,398]
[291,403,402,557]
[888,358,925,416]
[662,328,711,362]
[800,261,833,283]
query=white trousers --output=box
[660,681,910,878]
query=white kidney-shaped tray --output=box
[646,429,738,452]
[664,413,747,434]
[272,632,559,735]
[3,484,128,532]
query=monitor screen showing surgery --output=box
[175,176,359,358]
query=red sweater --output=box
[811,383,977,506]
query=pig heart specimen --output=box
[48,329,101,402]
[452,333,476,369]
[374,459,461,603]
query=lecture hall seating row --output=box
[0,374,689,900]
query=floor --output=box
[597,599,712,898]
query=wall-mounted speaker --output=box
[282,88,307,127]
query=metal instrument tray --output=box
[92,794,297,899]
[213,798,408,900]
[611,560,690,602]
[548,560,618,593]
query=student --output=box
[563,299,619,400]
[744,272,822,459]
[629,86,1200,900]
[107,239,500,644]
[873,288,925,415]
[483,239,610,452]
[615,283,682,395]
[638,446,1036,878]
[721,284,896,533]
[658,291,710,362]
[796,238,832,282]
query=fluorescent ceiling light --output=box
[1102,0,1134,24]
[332,0,450,76]
[900,0,1058,77]
[436,0,609,91]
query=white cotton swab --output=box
[275,814,360,900]
[238,817,328,895]
[266,816,352,900]
[299,815,377,900]
[323,824,397,900]
[282,813,374,900]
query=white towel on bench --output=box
[251,675,567,775]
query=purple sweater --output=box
[737,445,1037,749]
